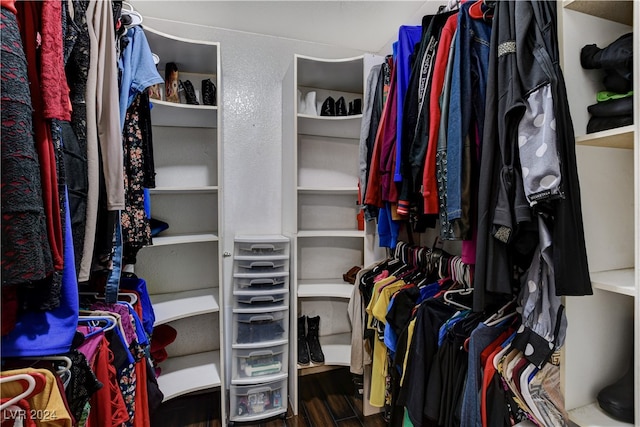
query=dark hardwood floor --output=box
[151,367,387,427]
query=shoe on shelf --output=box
[165,62,180,103]
[351,98,362,115]
[597,365,635,423]
[183,80,199,105]
[297,89,306,114]
[343,265,361,284]
[304,91,317,116]
[297,315,310,367]
[320,96,336,116]
[202,78,216,106]
[336,96,347,116]
[306,315,325,365]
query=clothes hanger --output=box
[19,355,73,375]
[484,297,518,327]
[78,291,138,305]
[120,1,143,29]
[77,314,117,339]
[0,373,44,410]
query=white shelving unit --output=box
[282,53,385,415]
[559,2,639,425]
[133,25,225,419]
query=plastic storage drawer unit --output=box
[233,272,289,292]
[233,289,289,311]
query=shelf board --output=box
[297,186,358,194]
[149,186,218,194]
[298,332,351,369]
[569,402,634,426]
[297,115,362,139]
[590,268,636,296]
[297,280,353,299]
[297,230,364,238]
[150,99,218,128]
[575,125,634,149]
[151,232,219,247]
[296,54,364,93]
[156,350,221,402]
[151,288,220,325]
[563,1,634,26]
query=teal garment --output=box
[403,408,414,426]
[596,90,633,102]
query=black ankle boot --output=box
[297,316,310,367]
[321,96,336,116]
[182,80,199,105]
[336,96,347,116]
[597,365,635,423]
[352,98,362,115]
[202,78,216,106]
[306,315,324,365]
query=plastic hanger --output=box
[19,355,73,375]
[0,373,46,410]
[121,1,143,28]
[484,297,518,327]
[78,315,117,338]
[443,288,473,311]
[79,291,138,306]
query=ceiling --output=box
[131,1,444,53]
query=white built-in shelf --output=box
[589,268,636,296]
[156,350,221,402]
[563,0,633,26]
[151,288,220,325]
[231,371,288,386]
[144,27,218,75]
[297,230,364,238]
[297,186,358,194]
[296,55,364,92]
[569,402,634,426]
[297,280,353,299]
[298,115,362,139]
[150,186,218,194]
[151,232,218,247]
[575,125,634,150]
[150,99,218,128]
[298,332,351,369]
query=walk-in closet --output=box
[1,1,638,426]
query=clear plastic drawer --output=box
[231,344,288,384]
[234,237,289,258]
[233,289,289,311]
[233,308,288,345]
[229,378,288,422]
[233,256,289,275]
[233,272,289,292]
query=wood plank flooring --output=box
[151,367,387,427]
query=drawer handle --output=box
[249,261,275,269]
[250,314,274,322]
[249,296,276,303]
[248,350,275,357]
[249,278,275,285]
[250,244,276,251]
[246,385,273,395]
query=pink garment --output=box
[76,326,104,365]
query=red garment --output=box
[88,336,129,427]
[422,14,458,214]
[40,0,72,121]
[15,1,64,271]
[131,297,150,427]
[0,0,16,14]
[379,65,398,203]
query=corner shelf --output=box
[156,350,222,402]
[590,268,636,296]
[563,0,633,25]
[150,100,218,128]
[575,125,634,149]
[151,232,219,246]
[297,186,358,194]
[568,402,634,426]
[149,186,218,194]
[296,332,351,369]
[297,230,364,238]
[151,288,220,325]
[298,115,362,139]
[297,280,353,299]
